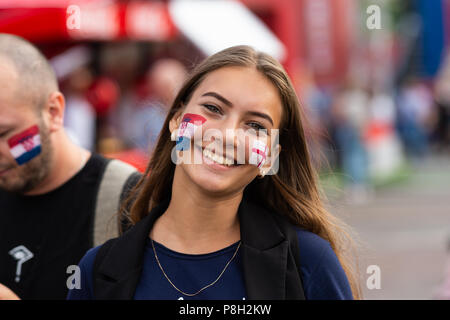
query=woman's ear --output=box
[169,109,183,139]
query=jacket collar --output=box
[96,194,301,299]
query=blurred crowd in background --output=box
[1,0,449,201]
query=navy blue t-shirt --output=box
[67,228,353,300]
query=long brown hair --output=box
[121,45,361,299]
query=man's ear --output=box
[44,92,65,133]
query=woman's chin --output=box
[180,163,249,197]
[189,170,236,194]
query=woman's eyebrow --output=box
[246,111,274,126]
[201,91,274,126]
[201,92,233,107]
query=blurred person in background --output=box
[396,78,434,159]
[0,34,139,300]
[63,65,96,151]
[296,67,334,169]
[130,58,187,153]
[364,86,404,184]
[433,51,450,151]
[50,46,97,152]
[98,44,188,155]
[332,78,371,204]
[100,42,142,150]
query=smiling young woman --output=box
[67,45,361,300]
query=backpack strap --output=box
[94,159,137,247]
[118,171,142,235]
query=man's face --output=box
[0,59,53,194]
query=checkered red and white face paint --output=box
[176,113,207,151]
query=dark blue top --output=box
[67,228,353,300]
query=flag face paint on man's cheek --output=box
[7,125,42,165]
[176,113,207,151]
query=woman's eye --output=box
[202,104,222,114]
[0,130,11,139]
[248,122,266,131]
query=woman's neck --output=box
[150,168,243,254]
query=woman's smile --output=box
[193,143,242,172]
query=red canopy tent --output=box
[0,0,177,42]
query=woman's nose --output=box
[204,118,240,155]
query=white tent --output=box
[169,0,286,61]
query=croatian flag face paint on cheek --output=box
[249,139,268,169]
[176,113,207,151]
[8,125,42,165]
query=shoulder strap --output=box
[94,159,137,247]
[118,171,142,235]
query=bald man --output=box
[0,34,139,299]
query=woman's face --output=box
[170,66,283,197]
